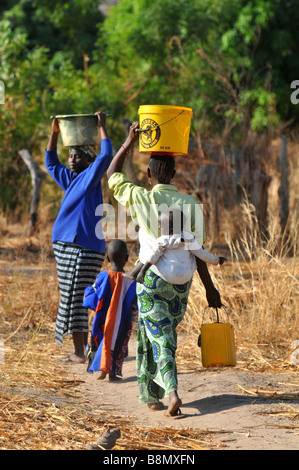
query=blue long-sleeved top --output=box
[45,138,113,253]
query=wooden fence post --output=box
[278,135,289,235]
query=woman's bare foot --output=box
[165,391,182,417]
[109,375,122,382]
[147,401,164,411]
[97,370,107,380]
[61,353,85,363]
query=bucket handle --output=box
[136,110,185,133]
[201,304,230,325]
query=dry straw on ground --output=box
[0,192,298,450]
[179,197,299,374]
[0,330,223,450]
[0,229,224,450]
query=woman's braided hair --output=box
[148,155,175,183]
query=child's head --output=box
[107,239,128,269]
[159,208,185,236]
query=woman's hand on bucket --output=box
[95,111,107,128]
[206,285,222,308]
[107,121,139,179]
[128,121,139,144]
[196,258,222,308]
[47,118,60,150]
[122,121,139,151]
[51,118,60,134]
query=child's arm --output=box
[83,271,110,311]
[123,260,143,280]
[124,238,166,282]
[135,240,167,283]
[83,283,99,310]
[136,262,152,283]
[193,247,221,265]
[123,260,153,283]
[185,234,225,266]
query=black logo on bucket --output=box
[140,118,161,149]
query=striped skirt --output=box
[53,241,105,346]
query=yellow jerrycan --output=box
[200,306,236,368]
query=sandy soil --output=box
[65,335,299,451]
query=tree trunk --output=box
[18,149,45,233]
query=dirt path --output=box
[66,335,299,451]
[1,258,298,450]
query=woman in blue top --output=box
[45,112,113,362]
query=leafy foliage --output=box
[0,0,298,214]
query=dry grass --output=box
[0,309,221,450]
[0,221,225,450]
[179,197,299,374]
[0,192,298,449]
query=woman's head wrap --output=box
[69,145,97,159]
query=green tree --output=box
[1,0,299,217]
[1,0,104,68]
[92,0,298,138]
[0,0,105,214]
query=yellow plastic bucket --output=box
[200,307,236,368]
[138,105,193,155]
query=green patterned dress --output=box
[136,269,192,404]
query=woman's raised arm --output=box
[46,118,60,151]
[107,121,139,179]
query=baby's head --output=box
[107,239,128,269]
[159,208,185,236]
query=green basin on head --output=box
[55,114,102,147]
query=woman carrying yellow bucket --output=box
[107,117,222,418]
